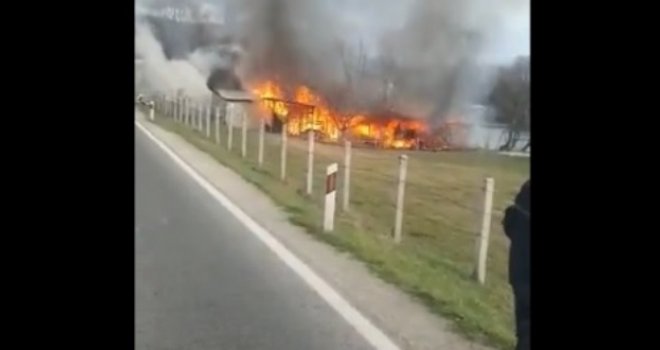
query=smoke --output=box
[135,21,209,97]
[228,0,528,118]
[135,0,529,134]
[135,0,241,98]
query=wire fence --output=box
[139,93,528,288]
[137,92,532,347]
[138,95,529,345]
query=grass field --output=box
[147,108,529,349]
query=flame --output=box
[249,80,431,149]
[251,81,289,119]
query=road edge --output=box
[135,120,401,350]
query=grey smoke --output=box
[227,0,528,119]
[135,0,529,129]
[135,0,241,97]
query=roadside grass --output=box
[148,111,529,350]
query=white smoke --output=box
[135,19,210,97]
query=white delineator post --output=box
[324,163,339,232]
[258,117,265,167]
[241,110,248,158]
[393,154,409,243]
[206,105,211,138]
[342,140,352,211]
[475,177,495,284]
[149,101,155,121]
[280,121,288,181]
[215,106,221,144]
[306,125,315,195]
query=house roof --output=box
[212,89,254,102]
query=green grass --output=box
[146,109,529,349]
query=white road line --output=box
[135,121,401,350]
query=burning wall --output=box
[249,80,470,150]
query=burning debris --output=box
[135,0,528,150]
[249,80,469,150]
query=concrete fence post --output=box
[474,177,495,284]
[206,105,211,139]
[215,106,221,145]
[280,122,288,181]
[306,127,315,196]
[342,140,352,211]
[258,117,265,167]
[227,112,234,151]
[197,103,203,131]
[241,110,248,158]
[393,154,408,243]
[149,101,155,121]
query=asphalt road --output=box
[135,126,374,350]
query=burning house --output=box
[248,80,471,151]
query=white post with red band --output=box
[324,163,338,232]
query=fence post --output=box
[206,105,211,139]
[189,100,194,128]
[183,98,186,124]
[241,110,248,158]
[215,106,221,144]
[280,122,288,181]
[324,163,338,232]
[306,127,315,195]
[187,99,192,128]
[227,112,234,151]
[342,140,351,211]
[149,101,155,121]
[195,102,204,133]
[177,97,181,123]
[258,117,265,167]
[174,97,178,122]
[393,154,408,243]
[474,177,495,284]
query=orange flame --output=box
[249,80,429,148]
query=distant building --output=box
[211,89,255,127]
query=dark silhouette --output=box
[503,179,530,350]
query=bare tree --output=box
[488,56,530,151]
[327,39,369,139]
